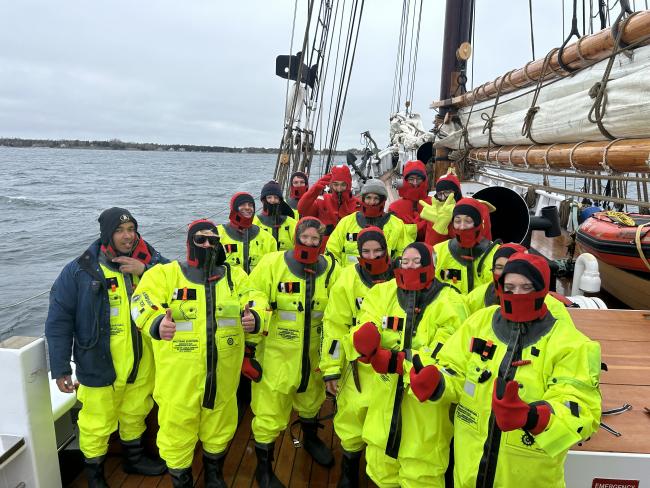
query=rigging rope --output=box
[528,0,536,60]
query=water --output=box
[0,147,275,338]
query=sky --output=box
[0,0,598,149]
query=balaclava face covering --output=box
[394,242,435,291]
[435,173,463,202]
[293,217,324,264]
[330,165,353,203]
[229,192,255,230]
[356,226,390,275]
[187,219,226,269]
[360,179,388,218]
[290,171,309,199]
[451,198,487,248]
[498,252,550,323]
[260,180,294,218]
[98,207,151,264]
[492,243,527,284]
[398,160,429,202]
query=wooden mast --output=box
[432,0,475,183]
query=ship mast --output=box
[434,0,474,182]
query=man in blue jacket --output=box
[45,207,168,487]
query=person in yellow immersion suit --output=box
[326,178,411,266]
[131,219,267,488]
[465,242,573,320]
[350,242,468,488]
[320,226,396,488]
[254,180,297,251]
[433,197,500,294]
[217,191,277,273]
[249,217,341,488]
[45,207,167,487]
[409,252,601,488]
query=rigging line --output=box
[283,0,300,126]
[470,0,476,90]
[407,0,423,107]
[397,0,411,112]
[330,0,365,161]
[528,0,536,60]
[404,0,418,112]
[326,0,362,170]
[0,290,49,311]
[391,0,409,114]
[563,0,566,41]
[322,0,349,175]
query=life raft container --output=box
[576,211,650,273]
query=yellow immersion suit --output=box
[350,280,468,488]
[216,223,277,274]
[434,305,601,487]
[320,263,391,453]
[78,261,154,458]
[249,250,340,443]
[326,212,410,266]
[433,238,500,294]
[131,261,266,468]
[254,214,297,252]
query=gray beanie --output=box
[361,179,388,199]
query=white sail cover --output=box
[390,113,435,150]
[435,44,650,150]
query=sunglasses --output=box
[193,235,219,246]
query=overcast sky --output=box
[0,1,599,149]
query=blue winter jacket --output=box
[45,239,168,387]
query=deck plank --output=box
[273,412,298,487]
[224,407,255,487]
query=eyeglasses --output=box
[193,235,219,246]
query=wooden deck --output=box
[67,399,377,487]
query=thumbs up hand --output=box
[160,309,176,341]
[241,302,256,333]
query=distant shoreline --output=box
[0,137,355,155]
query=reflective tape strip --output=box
[463,380,476,397]
[312,311,324,320]
[329,340,340,359]
[110,307,119,317]
[130,306,141,321]
[218,318,238,327]
[279,311,297,321]
[347,254,359,263]
[175,321,193,332]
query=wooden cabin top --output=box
[569,308,650,455]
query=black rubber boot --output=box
[255,442,285,488]
[300,417,334,467]
[337,449,362,488]
[121,437,167,476]
[84,455,109,488]
[168,467,193,488]
[203,451,227,488]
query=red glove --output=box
[409,354,442,402]
[241,346,262,382]
[492,378,551,435]
[353,322,381,363]
[314,174,332,191]
[370,347,405,375]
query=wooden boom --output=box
[469,139,650,173]
[431,10,650,110]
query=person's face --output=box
[292,176,306,187]
[503,273,535,294]
[193,230,219,249]
[299,227,321,247]
[492,257,509,278]
[406,175,423,187]
[265,195,280,205]
[331,181,348,193]
[453,215,475,230]
[362,193,382,206]
[112,222,137,254]
[400,248,422,269]
[238,202,255,218]
[435,190,453,202]
[360,240,385,260]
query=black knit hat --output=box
[231,192,255,211]
[500,258,545,291]
[290,171,308,184]
[357,226,387,254]
[260,180,283,201]
[98,207,137,246]
[403,242,433,267]
[452,203,481,227]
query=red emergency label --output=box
[592,479,639,488]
